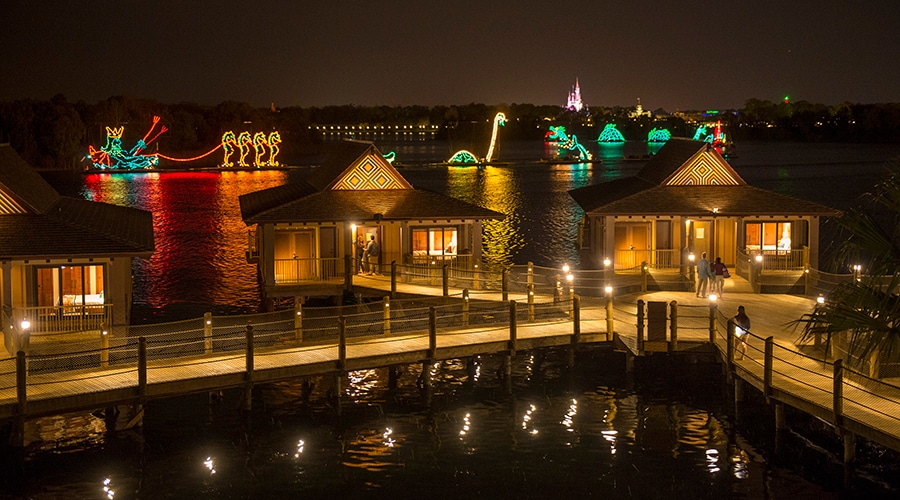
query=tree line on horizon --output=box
[1,95,898,170]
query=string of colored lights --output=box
[157,145,222,162]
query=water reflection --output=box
[81,170,287,317]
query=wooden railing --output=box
[14,304,113,335]
[614,249,679,270]
[274,257,342,283]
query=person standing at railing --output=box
[696,252,712,298]
[734,305,750,359]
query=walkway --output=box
[1,274,898,457]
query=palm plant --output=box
[797,171,900,372]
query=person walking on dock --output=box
[734,305,750,359]
[696,252,712,298]
[711,257,727,297]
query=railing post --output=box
[11,350,27,447]
[636,299,645,355]
[804,265,810,296]
[572,295,581,339]
[100,323,110,368]
[204,312,213,354]
[294,302,303,342]
[338,316,346,371]
[708,302,718,344]
[527,262,533,287]
[502,269,509,302]
[428,307,437,360]
[391,260,397,297]
[442,264,449,297]
[508,300,517,354]
[383,296,391,336]
[245,324,254,381]
[764,336,774,401]
[605,295,614,342]
[138,337,147,401]
[726,319,735,374]
[473,264,480,290]
[462,289,470,328]
[668,300,677,353]
[16,347,26,410]
[344,254,352,289]
[527,283,535,322]
[833,358,844,427]
[641,261,648,292]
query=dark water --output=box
[14,141,900,498]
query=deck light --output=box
[709,294,718,302]
[562,264,570,273]
[755,254,763,263]
[605,285,613,295]
[817,295,825,304]
[603,258,611,267]
[20,320,30,331]
[688,253,695,262]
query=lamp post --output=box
[19,319,31,355]
[688,252,695,290]
[603,258,611,290]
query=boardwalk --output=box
[1,273,899,459]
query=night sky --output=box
[2,0,898,111]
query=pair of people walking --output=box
[696,252,728,297]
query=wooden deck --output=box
[1,273,898,456]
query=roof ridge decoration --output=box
[329,145,412,191]
[662,147,745,186]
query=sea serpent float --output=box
[447,112,506,165]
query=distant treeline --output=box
[1,95,898,170]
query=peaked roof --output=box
[0,144,155,260]
[240,140,503,224]
[305,140,412,191]
[569,138,840,217]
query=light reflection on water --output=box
[8,349,841,497]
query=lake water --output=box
[9,140,899,498]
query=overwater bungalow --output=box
[568,138,841,292]
[0,145,154,352]
[239,140,504,306]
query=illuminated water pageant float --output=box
[447,112,506,166]
[86,116,283,171]
[544,126,593,162]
